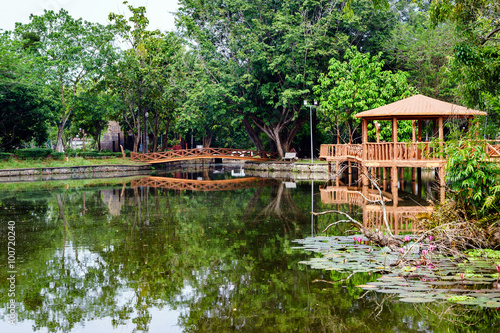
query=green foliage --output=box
[314,46,416,142]
[467,249,500,259]
[80,151,122,158]
[177,0,398,156]
[429,0,500,129]
[445,133,500,217]
[0,152,13,160]
[50,152,65,160]
[381,1,458,101]
[14,148,52,159]
[0,32,51,149]
[14,9,118,152]
[108,4,185,153]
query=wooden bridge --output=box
[131,148,278,163]
[130,176,277,191]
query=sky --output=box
[0,0,179,32]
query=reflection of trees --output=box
[243,182,309,238]
[1,185,499,332]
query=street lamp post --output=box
[304,100,318,164]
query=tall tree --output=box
[0,32,51,149]
[314,46,416,143]
[381,1,458,102]
[430,0,500,128]
[108,3,185,152]
[14,9,118,152]
[177,0,397,157]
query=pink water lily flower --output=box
[403,236,411,242]
[429,236,434,242]
[422,249,428,257]
[429,244,436,252]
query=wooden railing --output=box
[486,141,500,158]
[320,142,443,162]
[319,144,362,161]
[366,143,394,160]
[131,148,278,163]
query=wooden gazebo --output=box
[319,94,488,204]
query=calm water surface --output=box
[0,167,498,332]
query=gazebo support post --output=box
[392,117,398,159]
[362,118,369,187]
[391,166,398,207]
[335,161,340,186]
[348,161,352,186]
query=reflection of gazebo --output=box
[320,94,488,204]
[320,185,433,234]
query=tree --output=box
[314,46,416,143]
[177,0,397,157]
[69,87,121,151]
[14,9,118,152]
[429,0,500,129]
[108,3,185,153]
[0,32,51,150]
[381,1,458,102]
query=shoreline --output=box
[0,159,333,183]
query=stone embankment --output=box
[0,164,152,182]
[243,161,333,180]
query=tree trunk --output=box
[242,117,264,151]
[203,132,213,148]
[152,111,159,152]
[96,128,102,152]
[55,124,65,152]
[133,133,139,153]
[161,121,170,151]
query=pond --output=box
[0,165,499,332]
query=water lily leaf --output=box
[398,297,435,303]
[356,284,378,289]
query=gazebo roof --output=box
[354,94,486,120]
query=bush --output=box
[81,151,123,158]
[14,148,52,159]
[51,152,66,160]
[446,137,500,217]
[0,152,13,160]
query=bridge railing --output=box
[131,148,278,162]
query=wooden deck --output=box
[319,141,500,167]
[131,148,278,163]
[130,176,277,191]
[319,143,446,167]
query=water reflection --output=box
[0,172,498,332]
[320,185,434,234]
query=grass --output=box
[0,176,141,193]
[0,157,148,170]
